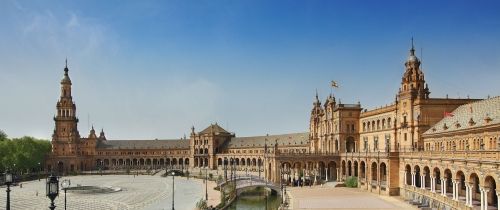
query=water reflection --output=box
[228,187,280,210]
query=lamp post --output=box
[46,174,59,210]
[171,171,175,210]
[282,166,290,205]
[280,166,283,204]
[4,170,13,210]
[205,167,208,201]
[223,161,227,181]
[61,179,71,210]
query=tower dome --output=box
[61,59,72,85]
[406,38,420,64]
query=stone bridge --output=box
[219,175,282,196]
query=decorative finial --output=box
[410,37,415,56]
[64,58,69,75]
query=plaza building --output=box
[45,43,499,210]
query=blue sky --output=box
[1,0,499,140]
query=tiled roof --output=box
[424,96,500,135]
[97,139,189,150]
[226,132,309,148]
[199,123,230,134]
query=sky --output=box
[1,0,500,140]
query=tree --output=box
[195,198,208,210]
[0,134,51,173]
[0,130,7,141]
[345,176,358,188]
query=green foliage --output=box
[0,130,7,141]
[345,176,358,188]
[216,175,223,183]
[195,198,208,210]
[209,173,213,180]
[220,190,226,206]
[0,133,51,173]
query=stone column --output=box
[468,183,474,207]
[325,167,328,182]
[481,187,489,210]
[497,192,500,210]
[480,187,485,210]
[404,171,408,186]
[465,184,470,206]
[441,179,446,196]
[411,172,415,187]
[430,177,435,193]
[452,180,457,200]
[421,175,425,189]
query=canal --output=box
[228,187,281,210]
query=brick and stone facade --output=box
[46,43,499,209]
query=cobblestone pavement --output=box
[288,185,417,210]
[0,174,203,210]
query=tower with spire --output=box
[399,38,430,100]
[52,59,81,157]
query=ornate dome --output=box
[61,64,72,84]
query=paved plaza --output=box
[0,174,206,210]
[288,185,417,210]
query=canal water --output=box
[228,187,281,210]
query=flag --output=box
[331,80,339,88]
[444,112,454,117]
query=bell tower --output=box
[399,39,430,100]
[52,60,80,156]
[396,40,430,150]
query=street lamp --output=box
[280,166,283,204]
[224,159,227,181]
[4,170,13,210]
[61,179,71,210]
[38,162,41,181]
[46,174,59,210]
[205,167,208,201]
[171,171,175,210]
